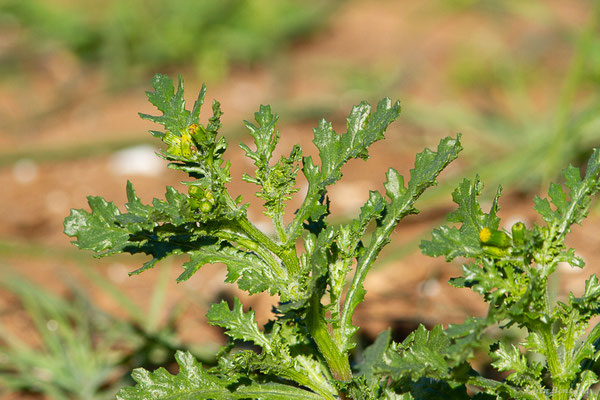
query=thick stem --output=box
[306,293,352,383]
[541,327,570,400]
[224,193,300,275]
[241,215,300,275]
[236,215,287,274]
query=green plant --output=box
[0,261,212,399]
[64,74,600,399]
[412,151,600,399]
[0,270,129,399]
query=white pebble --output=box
[421,279,441,297]
[12,158,38,184]
[109,145,163,177]
[46,319,58,331]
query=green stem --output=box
[276,367,337,400]
[236,215,288,276]
[285,185,319,247]
[273,212,287,244]
[340,199,414,349]
[306,293,352,383]
[224,193,300,275]
[280,247,301,276]
[541,326,570,400]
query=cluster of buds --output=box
[188,185,215,213]
[479,222,526,257]
[164,123,208,159]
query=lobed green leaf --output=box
[64,196,130,254]
[207,298,271,351]
[288,98,402,243]
[340,136,462,352]
[420,177,501,261]
[491,342,542,386]
[241,105,302,221]
[356,329,392,388]
[533,148,600,238]
[118,351,323,400]
[139,74,206,135]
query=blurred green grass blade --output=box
[146,261,172,333]
[0,268,130,398]
[543,0,600,183]
[0,238,91,261]
[76,261,146,325]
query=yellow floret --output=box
[479,227,491,243]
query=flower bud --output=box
[180,133,194,158]
[188,185,202,198]
[200,201,213,213]
[479,227,510,248]
[481,245,509,258]
[511,222,526,246]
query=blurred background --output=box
[1,0,599,398]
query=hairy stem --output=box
[540,326,570,400]
[306,293,352,383]
[224,193,300,275]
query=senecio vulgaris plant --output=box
[64,74,600,399]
